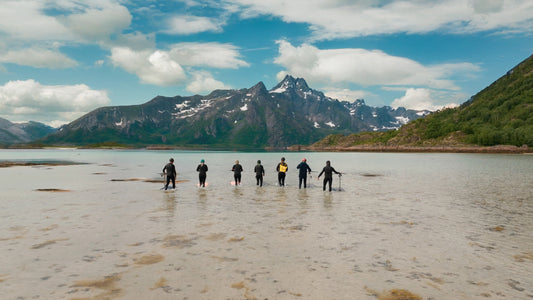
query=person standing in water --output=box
[196,159,208,187]
[162,158,177,190]
[254,160,265,187]
[232,160,243,185]
[296,158,312,189]
[317,160,341,192]
[276,157,288,186]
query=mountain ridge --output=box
[37,75,429,149]
[307,54,533,151]
[0,118,56,145]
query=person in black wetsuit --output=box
[232,160,243,185]
[162,158,177,190]
[296,158,312,189]
[196,159,208,187]
[317,160,341,192]
[276,157,288,186]
[254,160,265,187]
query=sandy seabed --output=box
[1,152,532,300]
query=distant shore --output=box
[2,144,531,154]
[289,144,532,154]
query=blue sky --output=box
[0,0,532,127]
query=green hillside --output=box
[312,54,533,149]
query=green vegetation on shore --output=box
[312,54,533,150]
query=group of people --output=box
[162,157,342,191]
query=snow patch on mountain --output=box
[173,99,213,119]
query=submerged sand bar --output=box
[0,149,532,299]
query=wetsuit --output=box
[232,163,243,185]
[196,163,208,187]
[296,161,312,189]
[254,164,265,186]
[162,162,176,190]
[318,164,340,192]
[276,162,288,186]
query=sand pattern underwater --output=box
[1,149,532,299]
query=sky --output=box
[0,0,532,127]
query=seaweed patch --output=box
[365,287,422,300]
[133,254,164,265]
[35,188,71,192]
[228,237,245,242]
[513,252,533,262]
[31,238,68,249]
[161,235,197,248]
[70,273,122,299]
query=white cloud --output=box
[110,47,187,86]
[274,40,480,90]
[0,48,77,69]
[0,1,71,41]
[165,15,223,35]
[109,43,249,86]
[169,42,249,68]
[61,2,132,41]
[391,88,460,111]
[0,0,133,70]
[323,88,367,102]
[0,79,110,126]
[186,71,230,94]
[225,0,533,39]
[0,0,132,43]
[107,32,156,50]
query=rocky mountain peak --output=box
[249,81,268,96]
[270,75,311,93]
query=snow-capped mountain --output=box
[40,75,429,148]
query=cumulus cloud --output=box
[110,47,187,86]
[109,43,248,86]
[0,0,71,41]
[0,0,131,43]
[0,48,77,69]
[0,0,133,70]
[0,80,110,126]
[61,2,132,41]
[186,71,230,94]
[391,88,460,111]
[106,32,156,50]
[165,15,223,35]
[323,88,367,103]
[225,0,533,39]
[169,43,249,68]
[274,40,479,90]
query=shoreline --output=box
[290,144,532,154]
[2,144,531,154]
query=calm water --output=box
[0,149,532,299]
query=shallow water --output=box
[0,149,532,299]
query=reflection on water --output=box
[0,149,532,299]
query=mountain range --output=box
[309,54,533,150]
[0,117,56,146]
[38,75,429,148]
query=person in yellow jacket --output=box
[276,157,288,186]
